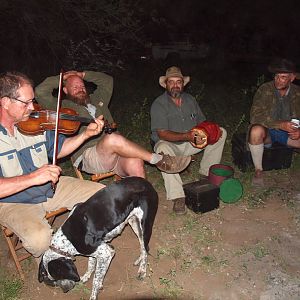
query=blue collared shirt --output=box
[0,125,65,204]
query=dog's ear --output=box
[38,255,47,283]
[84,214,105,247]
[48,257,80,282]
[38,256,56,287]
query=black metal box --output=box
[183,179,220,214]
[231,133,294,172]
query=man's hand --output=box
[189,129,208,149]
[84,115,105,138]
[63,71,85,81]
[0,164,62,198]
[30,164,62,185]
[279,121,298,133]
[288,128,300,140]
[58,115,104,159]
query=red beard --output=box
[66,91,90,106]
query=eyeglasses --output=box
[167,79,184,86]
[9,97,35,107]
[274,74,292,81]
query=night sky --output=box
[0,0,300,80]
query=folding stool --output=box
[1,207,68,280]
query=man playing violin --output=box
[0,71,106,258]
[36,70,191,178]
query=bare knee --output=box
[126,159,145,178]
[249,125,267,144]
[116,158,145,178]
[99,133,124,149]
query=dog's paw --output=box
[137,263,147,280]
[137,270,147,280]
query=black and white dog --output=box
[38,176,158,300]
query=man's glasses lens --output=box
[10,97,34,106]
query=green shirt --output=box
[250,81,300,128]
[35,71,114,161]
[151,92,205,143]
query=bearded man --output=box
[36,71,191,178]
[150,66,227,214]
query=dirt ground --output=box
[1,165,300,300]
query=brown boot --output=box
[155,153,191,174]
[172,197,187,215]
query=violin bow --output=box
[52,69,64,166]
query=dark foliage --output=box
[0,0,147,81]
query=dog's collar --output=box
[49,245,75,261]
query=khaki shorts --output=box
[81,145,120,174]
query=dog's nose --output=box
[57,279,76,293]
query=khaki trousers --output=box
[154,128,227,201]
[0,176,104,257]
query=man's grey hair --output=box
[0,71,34,99]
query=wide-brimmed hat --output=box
[268,58,300,78]
[159,66,190,88]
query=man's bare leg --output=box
[95,133,191,176]
[96,133,154,162]
[248,125,270,185]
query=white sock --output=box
[248,143,264,170]
[150,153,163,164]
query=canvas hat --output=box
[268,58,300,78]
[159,66,190,88]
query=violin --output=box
[17,104,117,135]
